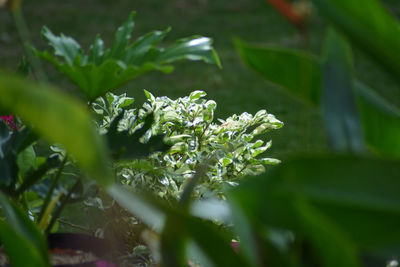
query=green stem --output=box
[57,219,90,232]
[37,155,68,222]
[179,155,214,206]
[11,7,47,81]
[45,178,81,234]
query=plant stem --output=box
[37,155,68,222]
[179,156,213,206]
[11,7,47,81]
[57,219,90,232]
[45,178,81,234]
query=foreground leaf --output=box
[107,185,248,267]
[228,155,400,264]
[0,73,113,186]
[0,193,50,267]
[311,0,400,81]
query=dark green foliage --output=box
[106,112,171,160]
[0,120,37,188]
[0,193,50,267]
[34,11,221,101]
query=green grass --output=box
[1,0,399,160]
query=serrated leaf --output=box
[41,26,81,66]
[124,28,170,64]
[88,34,105,65]
[34,12,220,101]
[108,11,136,60]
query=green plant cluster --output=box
[93,90,282,200]
[33,11,221,101]
[1,0,400,266]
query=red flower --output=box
[0,115,15,130]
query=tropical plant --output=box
[93,90,282,201]
[33,11,221,102]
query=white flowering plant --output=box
[93,90,283,201]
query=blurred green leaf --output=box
[235,38,321,106]
[293,200,360,267]
[107,185,165,231]
[0,193,50,266]
[34,11,221,101]
[322,29,364,152]
[108,185,249,267]
[355,82,400,157]
[0,72,113,186]
[228,155,400,264]
[162,212,248,267]
[236,40,400,158]
[41,26,81,65]
[311,0,400,81]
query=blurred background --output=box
[1,0,399,160]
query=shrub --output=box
[93,90,283,200]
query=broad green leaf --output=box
[108,11,136,59]
[0,193,50,266]
[228,155,400,263]
[88,34,105,65]
[155,36,222,68]
[41,26,81,66]
[235,38,321,105]
[0,73,113,186]
[34,51,170,100]
[322,29,364,152]
[236,41,400,158]
[311,0,400,80]
[124,28,170,65]
[0,122,36,186]
[16,144,36,174]
[34,12,221,101]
